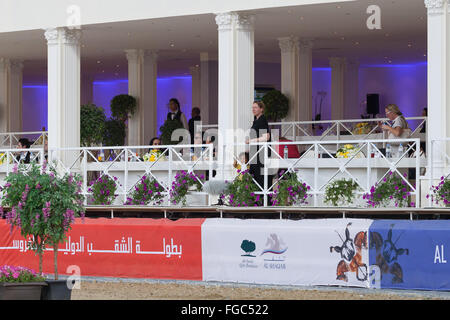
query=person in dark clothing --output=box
[167,98,188,130]
[189,107,201,144]
[16,138,31,164]
[420,107,427,133]
[246,101,272,193]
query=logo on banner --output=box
[240,240,258,269]
[369,224,409,284]
[261,234,287,270]
[330,222,368,282]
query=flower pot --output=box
[41,279,72,300]
[0,282,47,300]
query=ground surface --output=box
[70,279,448,300]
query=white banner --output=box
[202,218,373,288]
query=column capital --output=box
[424,0,448,15]
[0,58,11,68]
[10,60,24,71]
[144,50,158,60]
[215,12,255,31]
[329,57,347,68]
[278,36,299,53]
[345,58,360,68]
[298,39,314,53]
[45,27,81,45]
[125,49,144,62]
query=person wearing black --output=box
[420,107,427,133]
[189,107,201,144]
[167,98,188,130]
[16,138,31,164]
[246,101,271,193]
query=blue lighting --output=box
[361,61,427,68]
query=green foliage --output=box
[0,162,85,276]
[110,94,137,121]
[103,118,126,147]
[170,171,204,206]
[80,104,106,147]
[261,89,289,122]
[271,171,311,206]
[221,170,260,207]
[0,266,46,283]
[125,176,165,205]
[429,176,450,207]
[364,171,413,208]
[88,175,118,205]
[324,178,360,207]
[241,240,256,255]
[160,119,184,145]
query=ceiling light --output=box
[388,60,392,63]
[408,44,412,48]
[354,41,360,45]
[195,64,199,67]
[385,33,390,37]
[116,65,120,68]
[299,16,304,20]
[170,43,175,47]
[97,60,101,64]
[102,70,105,73]
[336,5,341,9]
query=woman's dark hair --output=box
[192,107,200,116]
[18,138,30,148]
[149,137,161,145]
[169,98,180,110]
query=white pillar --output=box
[190,65,201,111]
[143,50,158,145]
[0,59,23,133]
[200,52,210,126]
[330,57,346,121]
[81,75,93,106]
[298,39,314,123]
[424,0,450,178]
[344,59,360,120]
[278,36,299,125]
[125,49,144,147]
[216,12,255,162]
[45,27,81,152]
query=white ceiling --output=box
[0,0,427,84]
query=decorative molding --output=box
[424,0,447,15]
[278,36,299,53]
[329,57,347,69]
[45,27,81,45]
[10,60,24,71]
[144,50,158,61]
[298,39,314,53]
[233,13,256,31]
[215,12,255,31]
[215,12,234,31]
[125,49,144,62]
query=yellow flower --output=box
[344,144,354,149]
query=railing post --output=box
[124,147,128,205]
[415,139,420,208]
[83,149,88,206]
[430,139,434,207]
[314,142,318,207]
[208,144,213,206]
[168,147,173,205]
[264,143,268,207]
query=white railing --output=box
[428,138,450,207]
[0,131,47,148]
[46,144,214,206]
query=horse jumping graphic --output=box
[369,224,409,284]
[330,222,368,282]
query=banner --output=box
[0,218,204,280]
[368,220,450,291]
[201,218,373,288]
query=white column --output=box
[216,12,255,162]
[81,75,93,106]
[424,0,450,179]
[0,59,23,133]
[45,27,81,152]
[329,57,346,120]
[344,59,360,120]
[199,52,210,126]
[125,49,144,147]
[298,39,314,123]
[278,36,299,125]
[190,65,200,111]
[143,50,158,145]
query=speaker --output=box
[367,94,379,116]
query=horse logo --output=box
[369,224,409,284]
[330,222,368,282]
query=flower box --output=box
[0,282,47,300]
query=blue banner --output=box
[369,220,450,291]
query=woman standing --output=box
[167,98,188,130]
[246,101,271,190]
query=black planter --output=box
[0,282,47,300]
[41,279,73,300]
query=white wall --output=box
[0,0,356,33]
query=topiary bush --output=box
[160,119,184,145]
[110,94,137,122]
[80,104,106,147]
[261,89,289,122]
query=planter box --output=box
[41,280,72,300]
[0,282,47,300]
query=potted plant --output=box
[88,175,119,205]
[324,178,360,207]
[0,265,47,300]
[80,104,106,147]
[363,171,415,208]
[160,119,184,145]
[110,94,137,123]
[261,89,289,122]
[0,162,85,300]
[271,170,311,206]
[125,176,165,205]
[169,171,204,206]
[428,176,450,207]
[220,169,260,207]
